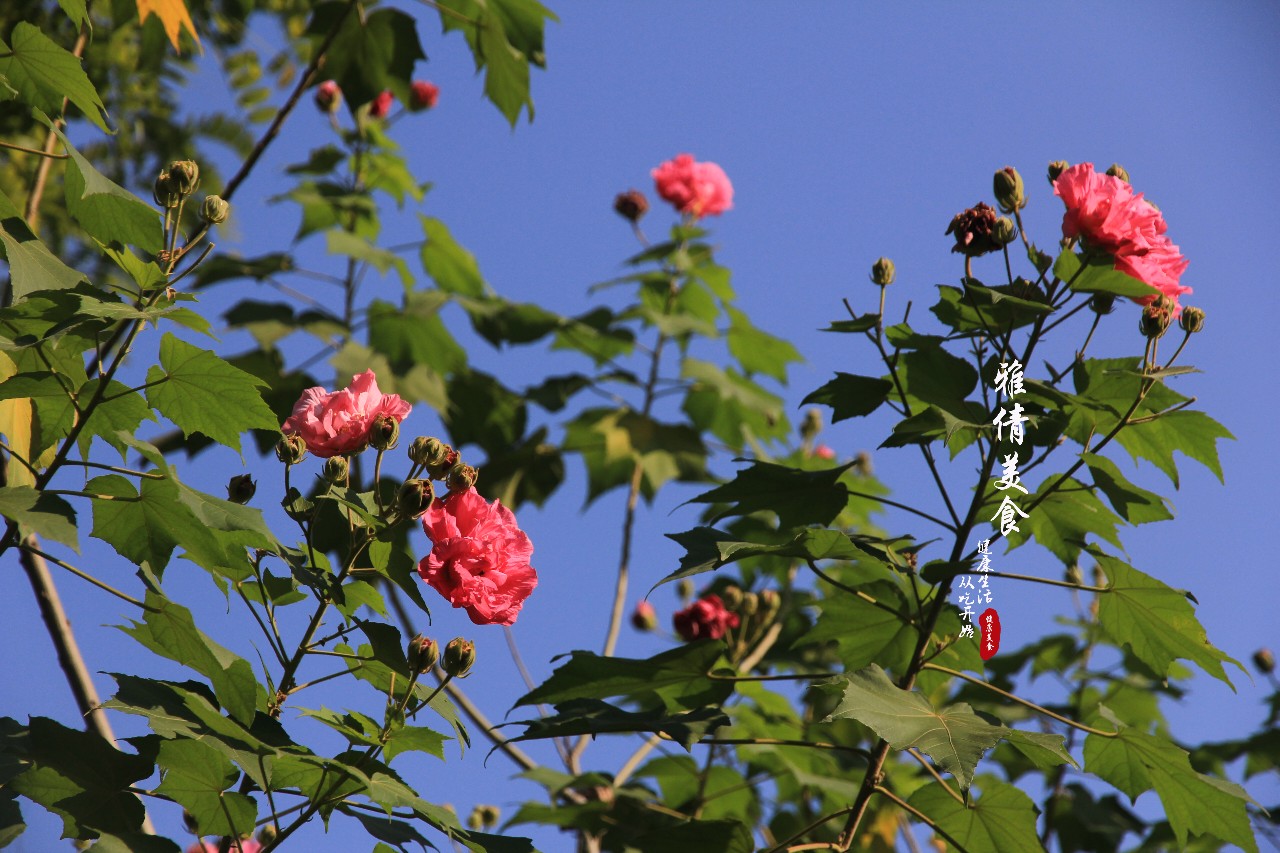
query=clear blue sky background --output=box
[5,3,1279,851]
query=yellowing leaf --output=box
[135,0,201,53]
[0,352,56,488]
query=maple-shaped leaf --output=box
[136,0,201,53]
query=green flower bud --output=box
[870,256,895,286]
[720,585,743,610]
[427,444,459,480]
[676,578,694,602]
[276,434,308,465]
[468,805,500,831]
[1089,293,1116,315]
[369,413,400,452]
[1178,306,1205,334]
[398,478,435,519]
[1105,163,1130,183]
[226,474,256,505]
[153,170,180,209]
[408,634,439,674]
[993,166,1026,213]
[740,591,759,617]
[759,589,781,620]
[445,462,479,494]
[256,825,279,845]
[1139,297,1175,339]
[1254,648,1275,675]
[442,638,476,678]
[993,216,1017,246]
[409,436,443,466]
[323,455,349,484]
[200,194,230,225]
[1047,160,1070,184]
[800,407,823,444]
[166,159,200,196]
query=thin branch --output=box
[921,662,1117,737]
[21,542,150,610]
[956,568,1108,594]
[806,560,916,625]
[874,785,971,853]
[904,748,963,805]
[0,139,70,158]
[763,806,855,853]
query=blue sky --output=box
[5,3,1279,851]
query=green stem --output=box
[874,785,972,853]
[20,542,150,610]
[921,662,1117,737]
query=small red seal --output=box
[979,608,1001,661]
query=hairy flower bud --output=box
[631,600,658,631]
[1089,293,1116,315]
[323,455,349,484]
[614,189,649,223]
[275,434,308,465]
[1139,296,1175,339]
[200,194,229,225]
[1047,160,1070,184]
[468,805,500,831]
[153,170,180,208]
[720,585,743,610]
[870,256,895,286]
[427,444,459,480]
[409,436,445,467]
[993,166,1026,213]
[226,474,256,505]
[398,478,435,519]
[442,638,476,678]
[993,216,1017,246]
[1178,305,1205,334]
[1254,648,1275,675]
[445,462,479,494]
[369,413,400,451]
[166,160,200,196]
[408,634,439,674]
[1105,163,1130,183]
[945,202,1001,257]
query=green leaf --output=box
[0,486,77,550]
[563,408,706,504]
[930,281,1051,335]
[687,460,852,530]
[369,292,466,373]
[1054,250,1161,299]
[75,379,156,459]
[726,306,801,381]
[999,728,1077,771]
[146,334,279,452]
[659,526,874,587]
[307,5,426,108]
[419,215,486,296]
[1093,552,1242,687]
[0,25,108,130]
[907,776,1043,853]
[507,699,729,749]
[516,642,732,713]
[155,739,256,838]
[0,188,88,299]
[802,373,895,422]
[119,592,260,725]
[628,818,754,853]
[681,358,788,449]
[56,129,162,252]
[438,0,555,125]
[818,664,1005,790]
[1007,476,1123,565]
[803,581,916,673]
[445,369,527,453]
[1114,410,1232,487]
[1080,452,1173,524]
[1084,724,1257,851]
[326,230,413,288]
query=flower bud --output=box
[368,90,394,120]
[1105,163,1130,183]
[410,436,446,467]
[315,80,341,112]
[993,216,1016,246]
[200,194,229,225]
[166,159,200,196]
[1178,306,1204,334]
[445,462,479,494]
[759,589,781,620]
[1139,296,1175,339]
[1089,293,1116,315]
[1253,648,1275,675]
[442,638,475,678]
[870,256,895,286]
[408,634,439,674]
[323,455,349,484]
[740,591,759,617]
[397,478,435,518]
[1047,160,1070,184]
[1065,564,1084,586]
[720,585,743,610]
[427,444,459,480]
[631,600,658,631]
[614,189,649,223]
[468,804,500,831]
[676,578,694,602]
[153,170,180,208]
[276,433,308,465]
[369,413,400,451]
[409,80,440,111]
[993,166,1026,213]
[945,203,1001,257]
[226,474,256,505]
[800,407,823,444]
[256,825,279,845]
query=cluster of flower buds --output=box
[467,804,500,831]
[152,159,230,228]
[1139,295,1178,339]
[672,583,783,665]
[314,79,439,118]
[406,436,476,504]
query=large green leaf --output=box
[420,215,486,297]
[687,460,853,530]
[726,306,801,381]
[907,776,1043,853]
[818,664,1006,790]
[1007,476,1123,564]
[146,334,279,452]
[563,407,706,503]
[1080,452,1173,524]
[155,739,256,838]
[1084,721,1257,851]
[0,188,88,299]
[0,24,108,130]
[436,0,556,125]
[516,642,732,713]
[681,358,788,450]
[368,292,466,374]
[1094,553,1241,687]
[802,373,895,423]
[0,486,77,550]
[307,5,426,108]
[803,581,916,674]
[56,129,162,252]
[508,699,729,750]
[1054,250,1161,299]
[659,526,873,587]
[326,230,413,288]
[75,379,155,459]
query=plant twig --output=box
[921,662,1116,737]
